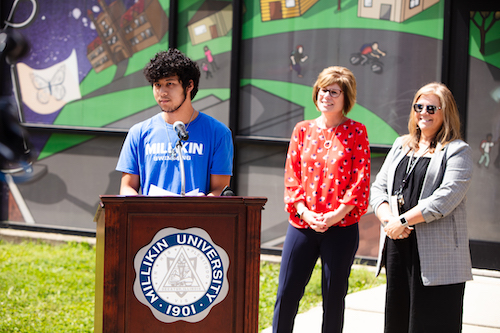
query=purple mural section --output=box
[9,0,139,123]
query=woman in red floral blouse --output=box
[272,66,371,333]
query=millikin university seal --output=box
[133,227,229,323]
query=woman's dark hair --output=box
[143,48,200,100]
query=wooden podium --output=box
[94,195,267,333]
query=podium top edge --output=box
[98,195,268,205]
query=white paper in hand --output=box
[148,184,201,196]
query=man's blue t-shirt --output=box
[116,112,233,195]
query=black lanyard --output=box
[395,148,427,208]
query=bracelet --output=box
[296,206,307,219]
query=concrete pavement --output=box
[262,269,500,333]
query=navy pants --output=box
[272,223,359,333]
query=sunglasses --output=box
[413,103,441,114]
[320,88,342,98]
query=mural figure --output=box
[201,62,213,79]
[289,45,308,78]
[478,133,496,168]
[350,42,386,74]
[204,45,219,72]
[360,42,386,65]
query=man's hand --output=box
[208,174,231,196]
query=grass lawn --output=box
[0,240,95,332]
[0,239,385,332]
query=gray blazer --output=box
[370,136,473,286]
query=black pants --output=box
[272,223,359,333]
[384,233,465,333]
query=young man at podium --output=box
[116,49,233,196]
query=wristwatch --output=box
[400,216,409,228]
[296,206,307,219]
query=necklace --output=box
[320,117,345,175]
[165,109,196,158]
[321,117,344,149]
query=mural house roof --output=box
[87,36,103,52]
[187,0,231,26]
[121,0,147,26]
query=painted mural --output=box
[1,0,499,254]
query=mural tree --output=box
[470,11,500,55]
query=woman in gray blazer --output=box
[370,82,473,333]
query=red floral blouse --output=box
[284,119,371,228]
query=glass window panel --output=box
[11,0,170,131]
[466,11,500,243]
[240,0,445,145]
[235,143,289,248]
[13,135,124,230]
[178,0,233,128]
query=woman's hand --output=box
[374,202,395,227]
[383,216,413,240]
[321,210,344,229]
[313,204,356,233]
[302,210,328,232]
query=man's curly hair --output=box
[143,48,200,100]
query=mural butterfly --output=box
[30,65,66,104]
